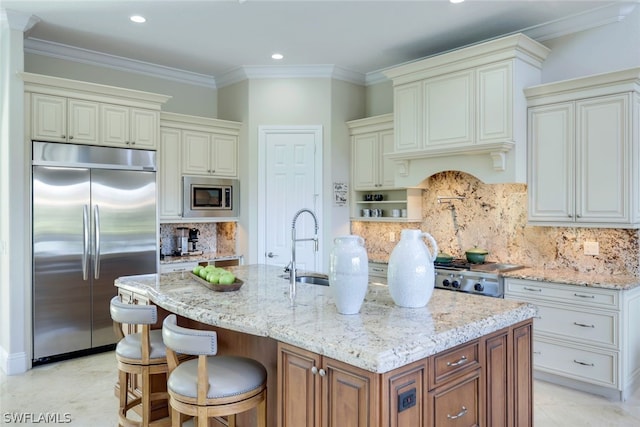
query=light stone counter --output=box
[115,264,536,374]
[502,267,640,291]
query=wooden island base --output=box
[175,316,532,427]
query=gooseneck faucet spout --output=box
[289,208,319,306]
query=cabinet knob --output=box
[318,368,326,377]
[131,141,136,145]
[61,135,66,138]
[311,366,318,375]
[69,135,74,140]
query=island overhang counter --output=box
[115,264,537,427]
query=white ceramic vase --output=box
[329,235,369,315]
[387,229,438,308]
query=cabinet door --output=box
[477,62,512,143]
[211,133,238,177]
[394,82,423,151]
[379,130,396,188]
[181,130,211,175]
[278,344,320,427]
[353,133,378,189]
[68,99,99,144]
[576,95,629,223]
[527,103,574,222]
[101,104,130,146]
[131,108,158,149]
[159,128,182,219]
[485,331,509,427]
[424,70,474,148]
[32,93,67,142]
[323,357,378,427]
[512,323,533,427]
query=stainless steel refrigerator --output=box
[32,141,157,362]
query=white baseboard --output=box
[0,346,29,375]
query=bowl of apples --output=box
[191,265,243,292]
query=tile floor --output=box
[1,350,640,426]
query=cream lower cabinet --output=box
[505,278,640,400]
[525,68,640,227]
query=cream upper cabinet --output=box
[25,73,170,150]
[32,93,99,144]
[181,130,238,178]
[393,82,422,152]
[101,104,159,149]
[526,68,640,227]
[159,127,182,219]
[348,113,395,190]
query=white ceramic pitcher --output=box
[387,229,438,308]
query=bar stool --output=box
[161,314,267,427]
[110,296,171,427]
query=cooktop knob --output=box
[442,279,451,287]
[452,280,460,289]
[474,283,484,292]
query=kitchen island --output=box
[116,264,537,427]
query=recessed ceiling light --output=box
[450,0,465,3]
[130,15,146,24]
[272,53,284,60]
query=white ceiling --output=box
[1,0,635,87]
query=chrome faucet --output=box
[287,208,319,306]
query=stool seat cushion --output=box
[116,329,167,361]
[168,355,266,400]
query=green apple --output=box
[192,265,203,275]
[198,268,209,279]
[207,272,221,284]
[219,272,236,285]
[204,265,216,272]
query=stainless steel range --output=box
[434,260,525,298]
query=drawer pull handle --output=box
[574,293,595,299]
[524,287,542,292]
[533,351,542,355]
[574,322,595,328]
[446,355,467,367]
[447,406,468,420]
[573,359,594,367]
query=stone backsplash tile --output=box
[351,171,640,276]
[160,222,237,257]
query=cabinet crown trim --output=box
[21,72,172,108]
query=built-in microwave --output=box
[183,176,239,218]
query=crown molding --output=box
[1,9,40,33]
[23,38,217,89]
[215,64,366,88]
[523,1,637,41]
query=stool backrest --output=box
[110,296,158,363]
[162,314,218,356]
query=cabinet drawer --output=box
[534,304,617,348]
[430,370,481,427]
[533,338,618,388]
[505,278,618,309]
[159,262,198,274]
[430,340,480,389]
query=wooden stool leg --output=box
[118,369,128,426]
[197,408,208,427]
[171,406,182,427]
[141,366,150,427]
[257,398,267,427]
[227,414,236,427]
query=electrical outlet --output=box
[389,232,395,243]
[584,241,599,256]
[398,388,416,412]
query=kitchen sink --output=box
[280,273,330,286]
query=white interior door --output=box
[258,126,322,272]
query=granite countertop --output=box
[160,253,242,264]
[502,267,640,291]
[115,264,536,374]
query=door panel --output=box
[33,166,91,359]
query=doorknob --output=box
[267,252,277,258]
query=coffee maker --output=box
[187,228,203,255]
[176,227,189,255]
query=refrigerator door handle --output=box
[82,204,89,280]
[94,205,101,279]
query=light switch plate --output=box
[389,232,395,243]
[584,241,599,256]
